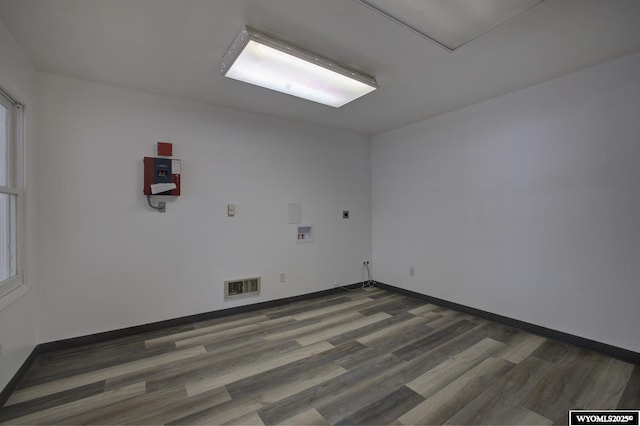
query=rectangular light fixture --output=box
[221,26,378,108]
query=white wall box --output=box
[297,225,314,243]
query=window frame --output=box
[0,86,26,304]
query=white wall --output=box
[372,52,640,352]
[0,20,38,391]
[36,73,371,342]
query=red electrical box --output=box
[143,157,181,196]
[157,142,173,156]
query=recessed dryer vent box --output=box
[297,225,314,243]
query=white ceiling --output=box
[357,0,545,50]
[1,0,640,136]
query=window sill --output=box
[0,284,30,313]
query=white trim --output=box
[0,186,20,195]
[0,86,20,106]
[0,87,25,292]
[0,273,21,296]
[0,283,30,312]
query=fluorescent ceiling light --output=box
[356,0,545,51]
[221,26,378,108]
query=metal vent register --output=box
[224,277,261,297]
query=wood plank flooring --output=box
[1,288,638,425]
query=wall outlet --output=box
[409,266,415,277]
[280,272,286,283]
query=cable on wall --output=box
[339,261,376,291]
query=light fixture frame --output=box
[221,26,378,106]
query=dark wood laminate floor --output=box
[1,288,639,425]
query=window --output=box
[0,87,24,300]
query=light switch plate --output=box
[227,204,236,217]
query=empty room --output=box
[0,0,639,424]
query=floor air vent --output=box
[225,277,261,297]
